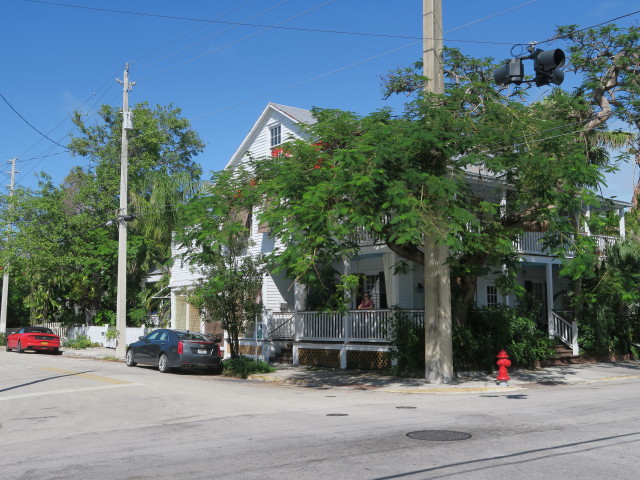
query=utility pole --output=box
[115,64,134,359]
[0,159,17,334]
[423,0,453,383]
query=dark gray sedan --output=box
[126,329,222,373]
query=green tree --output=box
[0,102,204,326]
[175,168,265,358]
[248,51,614,326]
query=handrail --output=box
[550,310,579,356]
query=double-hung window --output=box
[270,125,281,147]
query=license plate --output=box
[41,342,49,345]
[197,349,207,355]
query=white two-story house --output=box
[169,103,631,369]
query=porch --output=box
[240,309,424,370]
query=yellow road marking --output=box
[39,367,132,385]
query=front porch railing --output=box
[266,311,295,339]
[549,310,579,356]
[264,309,424,343]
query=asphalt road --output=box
[1,349,639,480]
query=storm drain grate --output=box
[326,413,348,416]
[406,430,471,441]
[396,406,417,409]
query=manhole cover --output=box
[406,430,471,441]
[326,413,348,416]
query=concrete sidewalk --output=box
[250,361,640,393]
[60,346,640,393]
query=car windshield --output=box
[26,327,54,334]
[176,331,210,342]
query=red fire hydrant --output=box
[496,349,511,386]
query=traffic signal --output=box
[533,48,565,86]
[493,47,565,87]
[494,58,524,86]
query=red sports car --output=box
[6,326,61,354]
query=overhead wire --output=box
[137,0,338,82]
[0,91,66,148]
[132,0,258,65]
[196,0,545,118]
[18,1,638,188]
[24,0,534,42]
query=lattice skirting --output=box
[238,344,263,355]
[299,348,341,369]
[346,350,390,370]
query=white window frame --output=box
[270,124,282,147]
[486,285,499,307]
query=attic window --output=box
[270,125,281,147]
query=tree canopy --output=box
[0,102,204,326]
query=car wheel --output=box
[16,341,24,353]
[126,349,137,367]
[5,343,10,352]
[158,353,171,373]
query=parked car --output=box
[6,326,61,354]
[126,329,222,373]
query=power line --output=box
[1,91,67,148]
[27,0,534,45]
[513,10,640,47]
[132,0,258,65]
[22,0,452,41]
[137,0,339,82]
[135,0,297,73]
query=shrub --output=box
[386,308,425,378]
[62,335,101,350]
[385,305,554,377]
[0,332,6,346]
[454,305,554,371]
[221,355,275,379]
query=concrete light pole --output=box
[115,64,134,359]
[0,159,17,334]
[423,0,453,383]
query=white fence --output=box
[59,325,149,348]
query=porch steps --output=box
[271,344,293,365]
[543,344,582,366]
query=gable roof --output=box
[225,103,315,169]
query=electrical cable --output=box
[135,0,293,73]
[137,0,338,82]
[1,91,66,148]
[132,0,257,65]
[24,0,498,41]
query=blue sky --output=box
[2,0,640,201]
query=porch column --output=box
[293,281,306,343]
[343,257,352,307]
[584,205,591,236]
[383,252,399,307]
[619,208,626,240]
[500,189,507,218]
[545,261,554,337]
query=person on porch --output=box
[357,293,374,310]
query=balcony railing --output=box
[515,231,621,256]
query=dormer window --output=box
[270,125,281,147]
